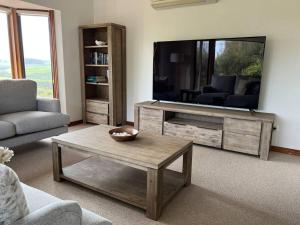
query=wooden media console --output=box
[134,101,275,160]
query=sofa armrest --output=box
[12,201,82,225]
[37,97,61,113]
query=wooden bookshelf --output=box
[79,23,126,126]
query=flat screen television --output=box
[153,36,266,110]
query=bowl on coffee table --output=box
[109,127,139,142]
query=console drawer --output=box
[224,118,261,136]
[139,107,163,134]
[164,122,222,148]
[86,112,108,125]
[86,100,109,115]
[223,131,260,155]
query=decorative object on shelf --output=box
[95,40,107,46]
[109,127,139,142]
[0,147,14,164]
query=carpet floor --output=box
[7,125,300,225]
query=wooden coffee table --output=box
[52,125,193,220]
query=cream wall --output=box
[25,0,94,122]
[93,0,300,150]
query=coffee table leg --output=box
[146,168,163,220]
[52,142,62,182]
[183,146,193,187]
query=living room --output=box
[0,0,300,225]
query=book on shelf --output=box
[86,75,107,83]
[90,52,109,65]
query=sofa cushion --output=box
[0,111,70,135]
[234,78,249,95]
[0,80,37,115]
[245,81,261,95]
[234,75,261,95]
[0,121,16,140]
[21,184,112,225]
[211,75,236,94]
[0,165,29,225]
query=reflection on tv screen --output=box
[153,37,266,109]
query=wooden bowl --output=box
[109,127,139,142]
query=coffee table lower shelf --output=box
[60,157,186,210]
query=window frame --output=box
[0,5,59,98]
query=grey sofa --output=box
[11,183,112,225]
[0,80,69,148]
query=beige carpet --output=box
[7,125,300,225]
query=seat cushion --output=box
[22,184,112,225]
[0,121,16,140]
[0,80,37,115]
[0,111,70,135]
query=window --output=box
[0,7,58,98]
[0,11,12,80]
[20,13,53,97]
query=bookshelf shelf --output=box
[86,82,109,86]
[85,64,109,67]
[84,45,108,48]
[86,98,109,103]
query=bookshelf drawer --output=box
[86,112,108,125]
[86,100,109,115]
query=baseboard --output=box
[69,120,83,127]
[125,121,134,126]
[271,146,300,156]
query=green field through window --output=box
[21,14,53,98]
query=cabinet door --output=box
[224,118,261,136]
[139,107,163,134]
[223,131,260,155]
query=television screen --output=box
[153,36,266,109]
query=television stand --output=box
[134,101,275,160]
